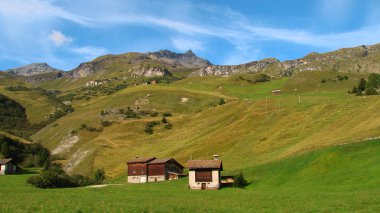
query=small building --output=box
[126,157,184,183]
[0,159,16,175]
[271,89,282,95]
[188,155,223,190]
[147,158,184,182]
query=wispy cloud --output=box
[69,46,108,60]
[0,0,379,68]
[0,0,92,25]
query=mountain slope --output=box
[30,71,380,177]
[193,43,380,77]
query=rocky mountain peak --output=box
[183,50,195,57]
[6,63,62,76]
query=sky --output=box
[0,0,380,71]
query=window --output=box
[195,171,212,182]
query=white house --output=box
[188,155,223,190]
[0,159,16,175]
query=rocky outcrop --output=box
[191,58,281,77]
[5,63,64,83]
[130,65,172,78]
[68,62,98,78]
[147,50,211,68]
[190,43,380,77]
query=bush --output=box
[164,123,173,129]
[80,123,102,132]
[124,107,139,119]
[162,112,172,117]
[27,163,92,188]
[144,121,160,134]
[219,98,225,105]
[101,120,113,127]
[233,172,248,188]
[93,168,106,184]
[149,112,158,117]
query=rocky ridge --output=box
[5,43,380,83]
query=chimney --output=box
[213,155,219,160]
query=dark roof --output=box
[148,158,171,164]
[0,159,12,164]
[126,157,156,164]
[148,158,184,168]
[188,160,223,170]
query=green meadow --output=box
[1,139,380,212]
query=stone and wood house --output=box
[127,157,184,183]
[188,155,223,190]
[0,159,16,175]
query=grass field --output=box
[29,71,380,178]
[1,139,379,212]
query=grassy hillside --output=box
[30,71,380,178]
[0,139,379,212]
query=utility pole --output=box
[266,96,268,113]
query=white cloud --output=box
[49,30,73,46]
[70,46,108,60]
[171,37,204,51]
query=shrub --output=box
[358,78,367,91]
[124,107,139,119]
[80,124,87,129]
[149,112,158,117]
[219,98,226,105]
[93,168,106,184]
[144,121,160,134]
[233,172,248,188]
[162,112,172,117]
[27,164,78,188]
[164,123,173,129]
[101,120,113,127]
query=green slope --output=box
[30,71,380,178]
[0,139,379,212]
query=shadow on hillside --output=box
[14,168,40,175]
[221,181,253,189]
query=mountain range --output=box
[4,43,380,84]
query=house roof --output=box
[0,159,12,165]
[188,160,223,170]
[126,157,156,164]
[148,158,184,168]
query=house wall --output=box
[168,173,178,180]
[148,175,166,182]
[188,169,220,190]
[148,164,166,176]
[147,164,166,182]
[127,175,148,183]
[0,164,15,175]
[127,163,148,176]
[0,165,5,175]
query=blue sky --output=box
[1,0,380,71]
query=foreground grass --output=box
[1,139,380,212]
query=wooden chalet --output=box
[0,159,16,175]
[188,155,223,190]
[127,157,184,183]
